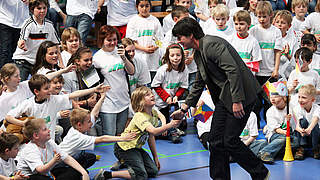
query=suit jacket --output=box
[185,35,262,113]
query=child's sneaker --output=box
[110,161,125,171]
[94,169,112,180]
[176,128,186,136]
[294,147,305,160]
[170,132,183,144]
[312,147,320,159]
[258,152,274,164]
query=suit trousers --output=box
[209,100,268,180]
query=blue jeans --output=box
[295,117,320,148]
[259,133,298,158]
[14,59,33,81]
[46,8,59,31]
[114,143,158,180]
[65,13,92,45]
[268,0,287,11]
[99,108,128,135]
[248,140,268,156]
[0,23,20,68]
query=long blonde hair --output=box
[131,86,153,112]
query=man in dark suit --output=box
[171,17,270,180]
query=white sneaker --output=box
[94,169,105,180]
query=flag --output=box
[193,104,214,123]
[245,60,260,72]
[262,80,288,98]
[295,53,303,73]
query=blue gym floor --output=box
[87,118,320,180]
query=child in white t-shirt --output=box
[126,0,164,79]
[250,1,282,84]
[5,74,109,141]
[301,34,320,71]
[0,132,28,180]
[290,0,308,43]
[17,118,89,179]
[229,10,262,75]
[151,44,188,143]
[60,27,82,68]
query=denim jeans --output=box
[248,140,268,156]
[114,143,158,180]
[295,117,320,148]
[0,23,20,68]
[259,133,298,158]
[99,108,128,135]
[14,59,33,81]
[209,101,268,180]
[46,8,60,32]
[268,0,287,11]
[65,13,92,45]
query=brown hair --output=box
[61,27,82,51]
[98,25,120,48]
[29,0,48,14]
[316,0,320,12]
[23,118,45,140]
[171,5,189,19]
[233,10,251,26]
[67,46,92,67]
[256,1,273,16]
[28,74,50,95]
[162,43,186,72]
[131,86,153,112]
[70,108,90,127]
[0,132,20,153]
[291,0,309,11]
[121,38,135,48]
[0,63,19,84]
[273,10,293,25]
[32,41,59,75]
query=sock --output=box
[103,171,112,179]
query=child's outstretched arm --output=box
[91,89,108,119]
[36,150,62,174]
[63,155,89,180]
[68,84,110,100]
[145,120,180,136]
[148,135,160,170]
[45,64,76,80]
[94,132,136,144]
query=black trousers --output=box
[209,101,268,180]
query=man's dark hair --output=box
[172,17,205,40]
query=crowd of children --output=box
[1,0,320,179]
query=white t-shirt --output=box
[0,81,33,121]
[309,54,320,71]
[7,95,72,139]
[162,14,194,35]
[151,64,188,109]
[17,140,68,176]
[12,17,60,65]
[0,0,29,28]
[59,126,96,156]
[66,0,98,19]
[126,14,164,72]
[0,158,16,177]
[300,12,320,55]
[294,103,320,127]
[279,31,299,72]
[93,48,130,113]
[250,11,259,27]
[205,24,234,40]
[250,25,283,76]
[240,112,259,142]
[288,69,320,104]
[129,55,151,93]
[106,0,137,26]
[229,32,262,74]
[60,50,72,67]
[290,16,304,44]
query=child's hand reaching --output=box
[63,64,77,73]
[94,84,111,94]
[292,79,299,89]
[18,40,27,51]
[13,170,29,180]
[166,97,173,104]
[59,110,70,118]
[172,96,178,104]
[122,131,136,141]
[53,150,62,163]
[170,120,181,128]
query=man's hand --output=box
[233,102,245,119]
[171,110,184,120]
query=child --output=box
[273,10,299,79]
[243,0,259,27]
[0,132,28,180]
[196,0,218,30]
[5,74,109,141]
[301,34,320,71]
[17,118,90,179]
[151,43,188,143]
[205,4,234,40]
[250,1,282,84]
[32,41,61,75]
[126,0,164,80]
[94,86,181,180]
[59,89,136,170]
[300,0,320,56]
[258,81,297,164]
[293,84,320,160]
[0,63,74,126]
[163,0,193,34]
[291,0,309,42]
[60,27,82,68]
[288,47,320,105]
[229,10,262,75]
[12,0,60,81]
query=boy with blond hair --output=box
[229,10,262,75]
[293,84,320,160]
[291,0,308,42]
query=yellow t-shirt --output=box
[117,109,159,151]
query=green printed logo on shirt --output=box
[238,52,252,61]
[108,63,124,72]
[166,82,182,89]
[44,116,51,123]
[281,122,287,130]
[138,30,154,37]
[240,129,249,137]
[259,42,275,49]
[129,78,138,86]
